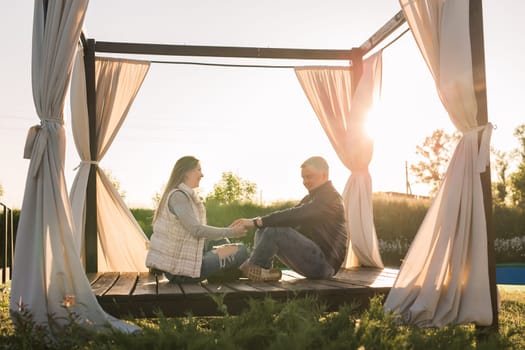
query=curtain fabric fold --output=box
[11,0,138,333]
[70,53,150,272]
[295,52,384,269]
[384,0,493,327]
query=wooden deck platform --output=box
[88,267,398,318]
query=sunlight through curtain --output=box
[384,0,493,327]
[11,0,138,333]
[70,53,150,272]
[295,52,384,269]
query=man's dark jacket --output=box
[259,181,347,271]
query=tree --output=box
[152,187,163,210]
[510,124,525,209]
[206,171,257,205]
[491,147,513,207]
[410,129,460,196]
[103,168,127,200]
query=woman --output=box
[146,156,248,283]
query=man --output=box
[234,156,347,281]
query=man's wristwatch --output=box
[252,216,263,228]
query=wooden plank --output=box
[115,273,160,318]
[179,282,210,296]
[285,283,336,303]
[315,278,391,298]
[221,281,270,308]
[334,267,395,287]
[222,280,264,293]
[86,272,103,284]
[275,278,337,293]
[99,273,139,318]
[297,272,394,311]
[246,280,290,293]
[201,282,237,295]
[90,272,119,296]
[91,268,398,318]
[175,283,227,316]
[105,272,138,296]
[157,277,184,295]
[135,276,187,318]
[132,272,158,296]
[272,278,376,313]
[153,278,194,315]
[313,278,364,289]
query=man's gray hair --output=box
[301,156,329,173]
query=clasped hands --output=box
[229,218,256,238]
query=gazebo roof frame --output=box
[79,4,497,329]
[80,9,408,275]
[83,10,406,63]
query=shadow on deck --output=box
[88,267,398,318]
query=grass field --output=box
[0,282,523,349]
[1,197,523,348]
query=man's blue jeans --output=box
[247,227,334,279]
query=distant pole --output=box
[1,203,6,283]
[405,161,412,195]
[8,207,13,281]
[469,0,498,330]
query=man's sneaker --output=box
[239,262,282,282]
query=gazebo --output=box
[11,0,498,334]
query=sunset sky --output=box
[1,1,524,208]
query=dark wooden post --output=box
[0,203,13,283]
[1,204,6,283]
[8,206,13,281]
[83,39,98,273]
[469,0,498,330]
[351,48,363,96]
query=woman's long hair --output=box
[153,156,199,223]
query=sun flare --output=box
[364,101,387,141]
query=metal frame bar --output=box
[469,0,498,330]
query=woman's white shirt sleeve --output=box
[167,191,235,239]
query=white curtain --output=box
[384,0,493,327]
[70,53,150,272]
[11,0,138,333]
[295,52,384,268]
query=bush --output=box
[204,200,295,250]
[494,236,525,263]
[493,206,525,240]
[373,193,430,242]
[130,208,154,238]
[372,194,525,266]
[130,194,525,266]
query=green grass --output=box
[1,282,524,349]
[2,198,523,348]
[497,263,525,267]
[131,197,525,267]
